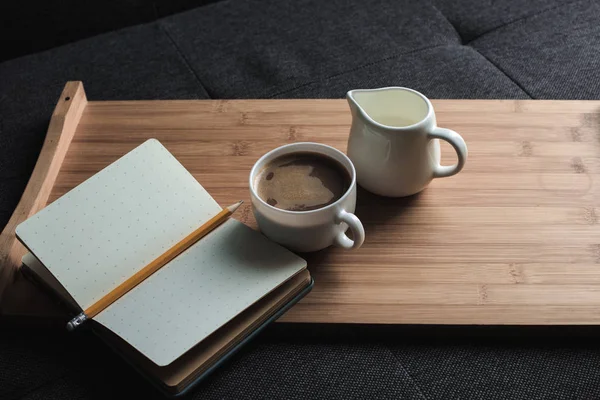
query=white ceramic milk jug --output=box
[346,87,467,197]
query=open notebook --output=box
[16,139,312,395]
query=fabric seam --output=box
[466,0,585,45]
[474,49,534,99]
[158,22,212,99]
[430,3,465,44]
[265,43,449,98]
[385,347,430,400]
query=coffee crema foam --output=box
[254,152,350,212]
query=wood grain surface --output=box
[5,86,600,324]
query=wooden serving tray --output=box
[1,81,599,325]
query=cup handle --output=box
[333,209,365,250]
[428,127,468,178]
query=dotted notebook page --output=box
[95,218,306,366]
[16,139,221,310]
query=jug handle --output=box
[428,127,468,178]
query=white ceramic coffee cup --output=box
[347,87,468,197]
[249,142,365,253]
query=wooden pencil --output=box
[66,200,244,330]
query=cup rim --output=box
[249,142,356,215]
[346,86,433,131]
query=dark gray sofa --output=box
[2,0,600,398]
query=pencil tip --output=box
[228,200,244,213]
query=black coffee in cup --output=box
[254,152,351,212]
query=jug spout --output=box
[346,89,365,120]
[346,87,396,129]
[347,89,379,131]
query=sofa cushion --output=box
[159,0,600,101]
[471,0,600,99]
[160,0,464,98]
[0,0,227,62]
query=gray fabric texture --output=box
[471,0,600,99]
[431,0,572,43]
[2,0,600,399]
[4,328,600,400]
[266,45,528,99]
[159,0,461,98]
